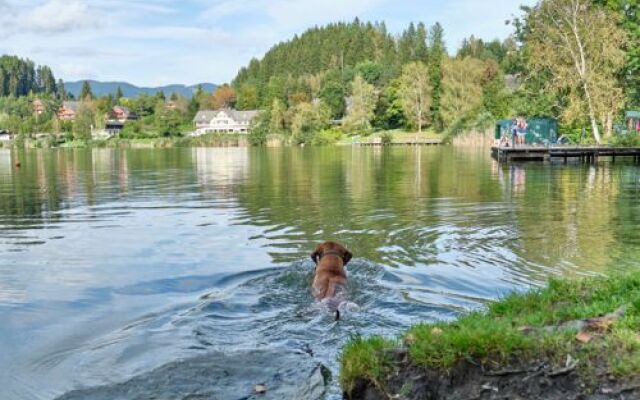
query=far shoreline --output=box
[0,130,458,150]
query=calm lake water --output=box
[1,146,639,399]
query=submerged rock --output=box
[56,349,329,400]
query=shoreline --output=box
[0,130,448,149]
[340,273,640,399]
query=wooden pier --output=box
[492,146,640,163]
[355,139,442,146]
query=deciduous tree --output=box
[523,0,627,143]
[73,102,95,140]
[441,57,485,128]
[343,75,378,133]
[398,62,432,132]
[207,84,237,109]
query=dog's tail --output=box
[335,309,340,321]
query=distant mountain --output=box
[65,80,217,99]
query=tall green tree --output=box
[269,98,286,133]
[354,61,385,86]
[398,23,417,64]
[399,62,432,132]
[236,83,259,110]
[320,70,346,118]
[115,86,124,103]
[415,22,429,61]
[429,22,446,130]
[80,81,93,101]
[0,55,41,97]
[57,79,66,100]
[343,75,378,133]
[73,102,95,140]
[441,57,485,128]
[523,0,627,142]
[593,0,640,108]
[290,102,331,144]
[36,66,56,95]
[482,60,512,119]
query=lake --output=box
[1,146,639,399]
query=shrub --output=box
[311,128,344,145]
[611,133,640,148]
[380,131,393,145]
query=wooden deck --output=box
[492,146,640,163]
[355,139,442,146]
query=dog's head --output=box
[311,241,352,266]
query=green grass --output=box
[340,336,397,394]
[337,129,443,145]
[340,272,640,392]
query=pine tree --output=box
[115,86,124,102]
[415,23,429,62]
[57,79,66,100]
[429,23,446,131]
[80,81,93,101]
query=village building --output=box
[107,106,138,123]
[193,109,260,135]
[57,101,80,121]
[0,130,13,141]
[165,101,179,111]
[33,99,46,116]
[101,106,139,137]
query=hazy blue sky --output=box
[0,0,536,86]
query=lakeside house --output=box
[193,109,260,135]
[0,130,12,141]
[100,106,139,137]
[57,101,80,121]
[33,99,46,116]
[108,105,138,123]
[165,101,179,111]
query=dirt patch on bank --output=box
[347,350,640,400]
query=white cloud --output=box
[56,62,97,80]
[0,0,99,37]
[201,0,256,21]
[23,0,97,33]
[202,0,387,28]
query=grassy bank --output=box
[337,130,443,145]
[341,273,640,399]
[6,133,251,149]
[3,130,447,149]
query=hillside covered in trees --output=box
[0,55,61,98]
[230,1,638,145]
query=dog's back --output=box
[310,241,352,320]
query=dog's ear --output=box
[311,250,320,265]
[343,250,352,266]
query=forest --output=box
[230,0,638,145]
[0,0,638,146]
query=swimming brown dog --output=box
[310,241,352,320]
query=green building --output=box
[495,118,559,145]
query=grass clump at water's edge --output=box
[339,272,640,393]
